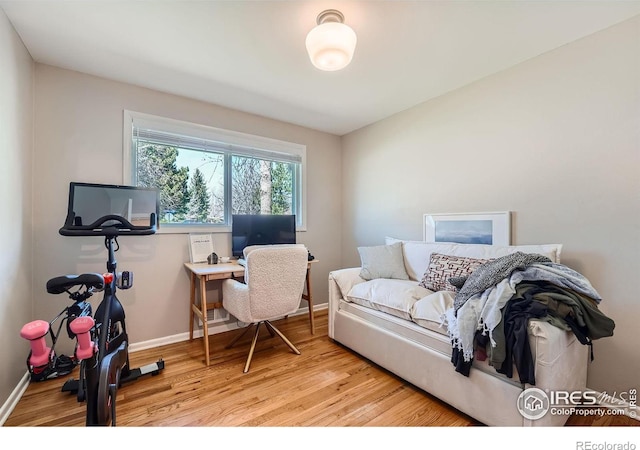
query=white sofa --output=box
[328,238,590,426]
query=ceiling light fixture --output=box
[305,9,357,71]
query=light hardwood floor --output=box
[4,310,637,427]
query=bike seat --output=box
[46,273,105,294]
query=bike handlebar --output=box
[59,214,157,237]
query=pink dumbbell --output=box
[20,320,52,368]
[69,316,97,360]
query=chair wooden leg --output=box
[244,322,262,373]
[226,323,255,349]
[264,320,301,355]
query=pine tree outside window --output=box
[123,111,306,232]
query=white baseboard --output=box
[129,304,326,352]
[128,319,241,352]
[0,372,30,426]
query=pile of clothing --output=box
[443,252,615,385]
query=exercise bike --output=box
[18,276,95,383]
[20,182,165,426]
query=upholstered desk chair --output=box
[222,244,308,373]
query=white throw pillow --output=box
[358,242,409,280]
[346,279,432,320]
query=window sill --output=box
[156,225,307,234]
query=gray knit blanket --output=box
[453,251,552,314]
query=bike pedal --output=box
[61,378,79,393]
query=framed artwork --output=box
[423,211,511,246]
[188,233,214,263]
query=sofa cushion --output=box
[419,253,489,292]
[358,242,409,280]
[385,237,562,281]
[329,267,367,299]
[411,290,455,331]
[346,279,432,320]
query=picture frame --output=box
[423,211,511,246]
[188,233,214,264]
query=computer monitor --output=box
[231,214,296,257]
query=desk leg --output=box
[304,268,315,335]
[200,276,211,366]
[189,272,196,341]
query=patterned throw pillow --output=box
[419,253,489,292]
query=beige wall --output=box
[0,9,34,411]
[3,7,637,416]
[341,16,640,394]
[31,65,342,354]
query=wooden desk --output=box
[301,259,318,335]
[185,259,318,366]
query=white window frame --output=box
[122,110,307,234]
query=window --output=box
[123,111,306,232]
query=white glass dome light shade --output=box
[305,11,357,71]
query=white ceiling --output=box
[2,1,640,136]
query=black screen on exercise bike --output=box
[62,182,159,232]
